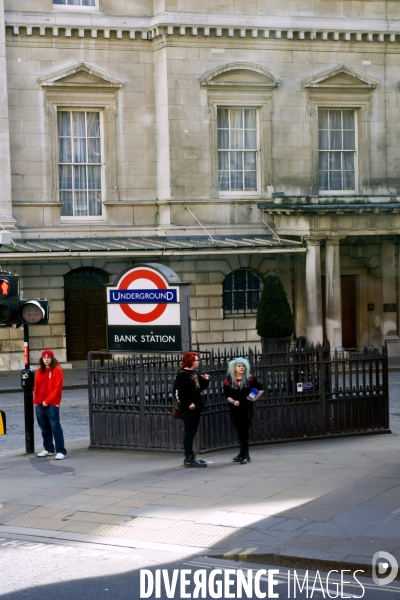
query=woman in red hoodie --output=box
[34,350,66,460]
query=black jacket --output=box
[173,368,209,411]
[223,374,263,414]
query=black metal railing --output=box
[87,344,389,452]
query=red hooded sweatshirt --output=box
[33,365,64,407]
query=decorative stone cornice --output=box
[149,25,400,44]
[7,24,148,40]
[258,199,400,216]
[7,20,400,44]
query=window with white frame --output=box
[58,111,103,217]
[53,0,97,7]
[318,109,357,193]
[217,108,258,194]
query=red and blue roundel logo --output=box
[117,268,169,324]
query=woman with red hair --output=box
[173,351,210,467]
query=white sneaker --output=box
[37,450,55,457]
[54,453,66,460]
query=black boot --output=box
[233,453,244,462]
[184,456,207,468]
[239,454,250,464]
[190,454,206,464]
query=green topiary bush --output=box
[256,273,294,339]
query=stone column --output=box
[306,238,323,344]
[294,252,307,338]
[325,238,343,349]
[382,239,399,343]
[0,0,14,225]
[154,45,171,205]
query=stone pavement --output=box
[1,425,400,572]
[0,362,400,575]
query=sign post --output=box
[21,325,35,454]
[107,263,191,352]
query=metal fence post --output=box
[319,345,327,434]
[382,342,389,429]
[138,354,145,447]
[87,352,93,445]
[22,325,35,454]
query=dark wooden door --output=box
[65,285,107,361]
[322,275,357,348]
[341,275,357,348]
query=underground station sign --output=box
[107,264,185,352]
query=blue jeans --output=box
[35,404,66,456]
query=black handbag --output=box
[172,398,183,419]
[172,374,183,418]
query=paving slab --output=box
[331,507,395,537]
[305,520,351,539]
[267,517,313,532]
[364,519,400,539]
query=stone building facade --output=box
[0,0,400,368]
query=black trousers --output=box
[182,409,201,457]
[230,408,253,456]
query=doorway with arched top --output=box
[64,267,109,361]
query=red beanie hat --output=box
[42,349,54,358]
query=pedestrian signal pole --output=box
[20,298,49,452]
[0,270,49,454]
[21,325,35,454]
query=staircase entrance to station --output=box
[64,268,108,361]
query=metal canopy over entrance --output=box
[0,235,304,260]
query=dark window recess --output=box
[64,267,108,287]
[384,303,397,313]
[53,0,95,6]
[223,269,263,318]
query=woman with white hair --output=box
[224,357,264,464]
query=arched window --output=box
[223,269,263,318]
[64,267,108,287]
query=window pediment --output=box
[200,63,280,89]
[40,64,121,209]
[38,63,124,89]
[303,65,380,90]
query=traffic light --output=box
[0,274,20,325]
[19,299,49,325]
[0,272,49,327]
